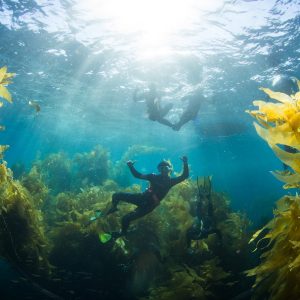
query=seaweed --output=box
[21,165,49,209]
[0,129,251,299]
[246,79,300,299]
[0,162,51,276]
[37,152,72,194]
[246,195,300,299]
[246,80,300,188]
[73,145,110,188]
[140,263,207,300]
[0,65,15,103]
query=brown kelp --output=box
[0,148,251,299]
[0,67,51,277]
[246,79,300,299]
[32,152,72,194]
[0,163,51,275]
[73,145,110,187]
[0,66,15,159]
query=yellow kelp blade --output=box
[294,92,300,102]
[252,100,286,122]
[271,144,300,173]
[0,145,9,159]
[288,252,300,271]
[3,71,15,80]
[289,240,300,250]
[297,79,300,91]
[271,170,300,187]
[249,226,267,245]
[253,123,300,150]
[0,66,15,84]
[288,111,300,131]
[0,85,12,103]
[260,88,295,104]
[0,66,7,83]
[276,196,293,212]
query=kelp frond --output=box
[0,66,15,103]
[247,79,300,299]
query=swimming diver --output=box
[133,83,174,129]
[172,92,203,131]
[186,176,221,253]
[106,156,189,238]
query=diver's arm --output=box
[127,161,149,180]
[171,156,189,185]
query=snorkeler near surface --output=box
[133,83,174,129]
[172,93,203,131]
[106,156,189,239]
[186,176,221,253]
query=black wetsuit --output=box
[173,94,202,131]
[112,161,189,235]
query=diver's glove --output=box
[127,160,136,167]
[181,156,188,163]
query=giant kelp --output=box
[73,145,110,187]
[247,195,300,299]
[21,166,49,210]
[0,97,250,300]
[247,79,300,299]
[0,65,15,104]
[247,81,300,188]
[0,66,51,276]
[0,159,51,276]
[32,152,72,194]
[0,66,14,159]
[132,179,250,299]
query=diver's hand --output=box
[127,160,136,167]
[180,156,188,163]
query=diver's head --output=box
[271,74,298,95]
[157,160,172,176]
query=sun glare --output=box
[76,0,224,58]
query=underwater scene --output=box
[1,0,300,299]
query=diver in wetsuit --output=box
[186,176,220,251]
[106,156,189,238]
[172,93,203,131]
[133,84,174,129]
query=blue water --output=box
[0,0,300,298]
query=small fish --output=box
[89,209,102,222]
[28,100,41,113]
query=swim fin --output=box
[99,232,112,243]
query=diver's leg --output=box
[158,117,174,128]
[121,205,153,235]
[106,193,143,215]
[161,103,173,117]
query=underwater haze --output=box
[1,0,300,299]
